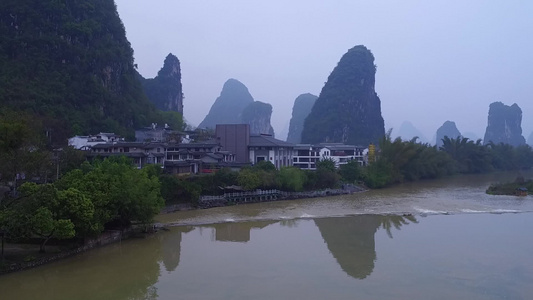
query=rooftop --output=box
[249,135,295,147]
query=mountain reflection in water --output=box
[3,212,533,300]
[315,215,417,279]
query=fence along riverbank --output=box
[198,184,366,209]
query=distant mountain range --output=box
[199,79,275,136]
[394,121,428,143]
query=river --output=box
[1,172,533,299]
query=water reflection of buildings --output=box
[208,221,277,243]
[314,215,417,279]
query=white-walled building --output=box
[248,135,294,169]
[68,132,123,150]
[293,143,366,170]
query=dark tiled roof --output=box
[319,143,366,150]
[249,135,294,147]
[176,141,219,148]
[294,144,321,150]
[91,142,146,149]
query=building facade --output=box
[292,143,366,170]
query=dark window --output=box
[298,150,310,156]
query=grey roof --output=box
[319,143,365,150]
[249,135,295,147]
[91,142,146,149]
[294,144,321,150]
[177,142,219,148]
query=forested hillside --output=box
[0,0,173,143]
[301,45,385,146]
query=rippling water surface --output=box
[2,172,533,300]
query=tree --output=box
[56,156,164,230]
[3,183,80,252]
[278,167,306,192]
[315,158,339,189]
[237,168,262,190]
[339,160,362,183]
[0,115,53,188]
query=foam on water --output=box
[413,207,448,215]
[299,213,316,219]
[461,209,487,213]
[491,209,520,214]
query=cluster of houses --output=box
[69,124,368,175]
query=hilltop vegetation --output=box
[138,53,184,114]
[302,45,385,145]
[0,0,179,143]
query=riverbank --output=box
[0,229,133,275]
[161,184,368,212]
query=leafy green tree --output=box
[363,159,392,188]
[0,115,53,186]
[237,168,262,190]
[3,183,79,253]
[315,158,339,189]
[253,160,277,172]
[160,175,201,205]
[316,158,336,172]
[57,156,164,229]
[278,167,306,192]
[339,160,362,183]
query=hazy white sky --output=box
[115,0,533,141]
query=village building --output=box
[75,124,365,174]
[68,132,123,150]
[292,143,366,170]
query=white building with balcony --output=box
[292,143,366,170]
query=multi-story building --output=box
[78,124,364,174]
[216,124,294,169]
[88,142,166,168]
[292,144,322,170]
[292,143,366,170]
[248,135,294,169]
[87,140,236,175]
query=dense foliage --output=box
[301,45,385,145]
[0,112,87,187]
[0,157,164,252]
[138,53,184,114]
[363,132,533,188]
[0,0,179,143]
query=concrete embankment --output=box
[197,184,367,209]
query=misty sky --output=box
[115,0,533,142]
